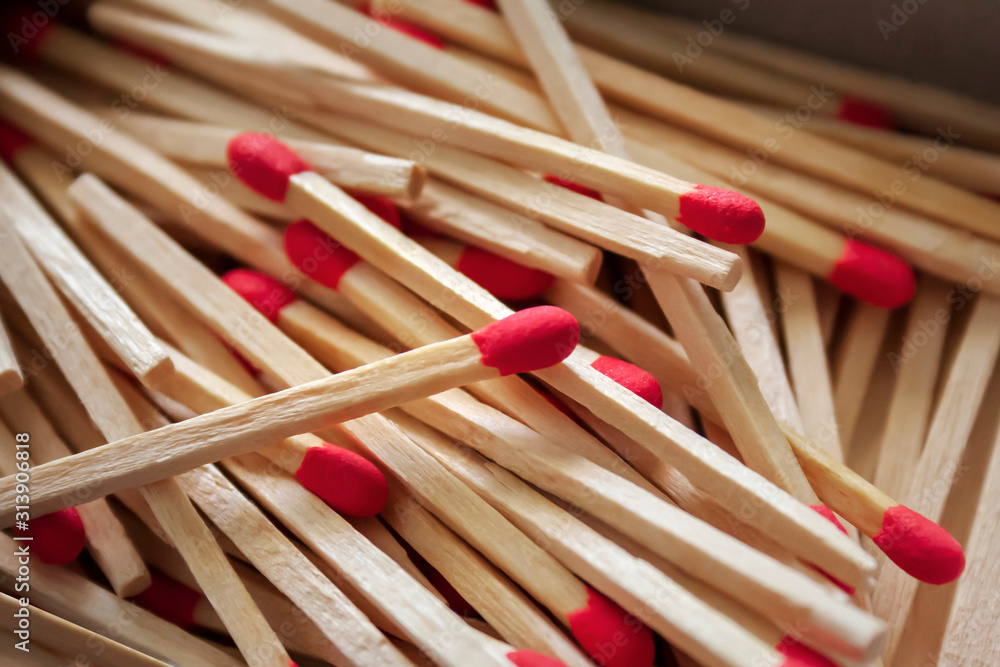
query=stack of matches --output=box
[0,0,998,664]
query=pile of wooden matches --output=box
[0,0,997,665]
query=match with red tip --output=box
[567,588,656,667]
[1,12,55,61]
[14,507,86,566]
[872,505,965,585]
[828,239,915,308]
[358,2,446,49]
[227,133,310,202]
[0,121,32,164]
[590,356,663,410]
[453,244,554,301]
[544,174,602,200]
[506,651,570,667]
[835,97,895,130]
[808,505,856,595]
[284,220,361,291]
[222,269,296,323]
[294,443,389,517]
[132,570,203,629]
[472,306,580,376]
[676,185,766,244]
[776,638,838,667]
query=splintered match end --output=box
[506,651,569,667]
[0,122,32,163]
[677,185,766,244]
[829,239,916,309]
[455,245,554,301]
[222,269,296,323]
[14,507,86,566]
[294,443,389,518]
[567,589,656,667]
[133,571,202,629]
[591,356,664,410]
[472,307,580,376]
[873,505,965,585]
[227,132,309,202]
[776,639,838,667]
[284,220,359,291]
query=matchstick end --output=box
[456,244,554,301]
[776,639,838,667]
[133,571,202,629]
[591,356,664,409]
[226,132,310,202]
[15,507,86,566]
[567,588,656,667]
[223,269,297,323]
[677,185,766,244]
[294,444,388,518]
[472,306,579,376]
[829,239,915,309]
[284,220,359,291]
[873,505,965,585]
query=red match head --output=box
[350,192,403,229]
[808,505,855,594]
[544,174,602,200]
[463,0,498,9]
[14,507,86,566]
[294,443,388,517]
[471,306,580,376]
[828,239,915,309]
[872,505,965,584]
[506,651,569,667]
[1,10,56,62]
[284,220,360,291]
[0,122,32,164]
[222,269,297,323]
[776,638,837,667]
[835,97,895,130]
[677,185,766,244]
[567,588,656,667]
[454,244,554,301]
[590,356,663,410]
[358,2,445,49]
[133,571,202,629]
[227,132,310,202]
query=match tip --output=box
[567,589,656,667]
[544,174,602,200]
[284,220,359,291]
[0,122,31,163]
[132,571,202,629]
[829,239,915,308]
[873,505,965,584]
[223,269,297,323]
[835,97,895,130]
[808,505,855,594]
[677,185,766,244]
[591,356,664,409]
[776,639,837,667]
[14,508,86,566]
[472,306,579,376]
[359,2,445,49]
[294,443,388,517]
[351,192,403,229]
[1,11,55,61]
[506,651,569,667]
[226,132,309,202]
[456,245,554,301]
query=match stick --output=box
[0,162,173,388]
[831,303,893,447]
[112,112,426,200]
[0,593,170,667]
[0,533,243,666]
[0,388,150,597]
[873,294,1000,662]
[0,313,21,397]
[184,164,296,221]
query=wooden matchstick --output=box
[0,314,21,397]
[831,303,892,447]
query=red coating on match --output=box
[110,39,174,67]
[14,508,85,566]
[0,122,31,163]
[455,245,554,301]
[294,443,388,517]
[776,638,837,667]
[873,505,965,584]
[808,505,855,595]
[676,185,766,244]
[284,220,360,291]
[227,133,310,202]
[471,306,579,376]
[1,11,55,61]
[828,238,915,309]
[544,174,602,200]
[132,571,202,629]
[358,1,445,49]
[463,0,498,9]
[567,588,656,667]
[835,97,895,130]
[591,356,663,410]
[506,651,568,667]
[350,192,403,229]
[222,269,297,323]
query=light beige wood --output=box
[0,313,22,397]
[0,532,242,666]
[0,163,173,388]
[0,389,150,598]
[114,112,426,199]
[184,164,296,220]
[874,294,1000,662]
[831,303,892,447]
